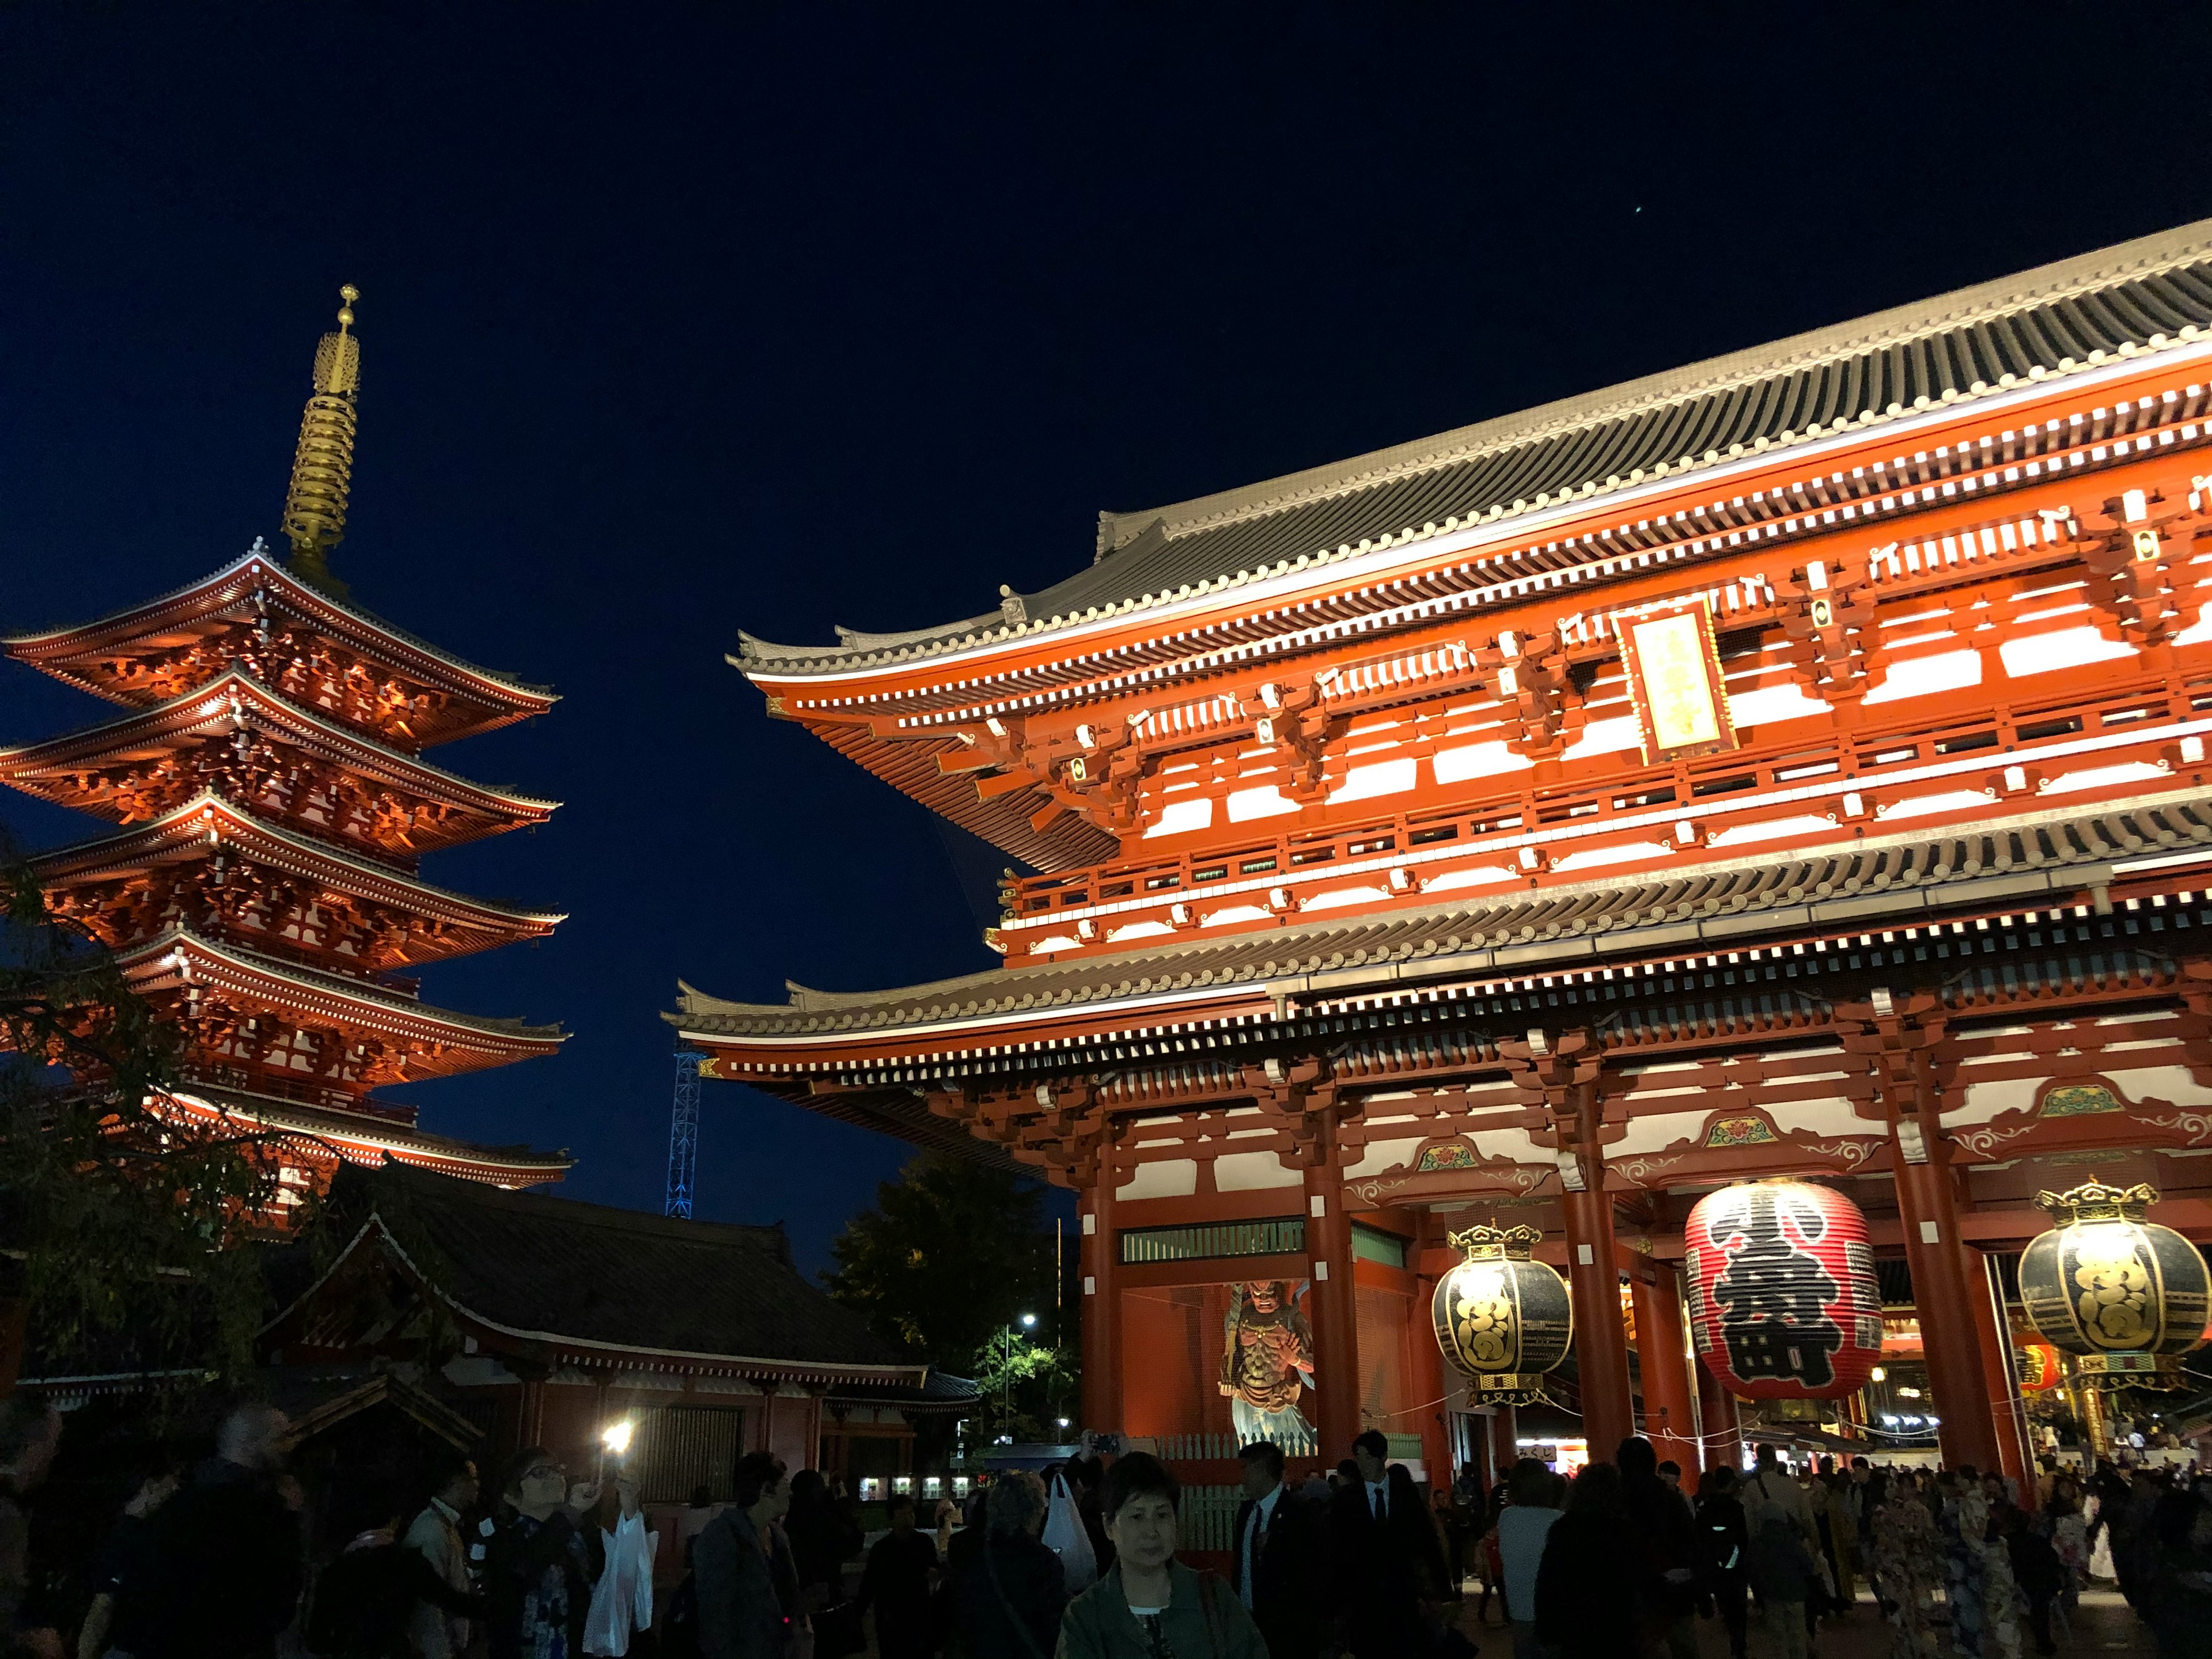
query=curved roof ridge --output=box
[725,215,2212,678]
[0,666,563,815]
[1097,215,2212,551]
[177,1084,573,1172]
[29,789,567,925]
[121,925,566,1041]
[3,547,556,701]
[669,786,2209,1037]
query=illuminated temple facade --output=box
[2,291,570,1195]
[675,219,2212,1486]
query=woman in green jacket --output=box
[1056,1452,1266,1659]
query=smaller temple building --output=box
[262,1161,978,1494]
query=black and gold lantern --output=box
[2018,1182,2210,1388]
[1431,1224,1574,1405]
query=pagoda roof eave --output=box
[669,787,2212,1052]
[30,790,567,936]
[3,547,558,714]
[732,215,2212,680]
[120,927,566,1055]
[0,669,560,822]
[169,1085,573,1184]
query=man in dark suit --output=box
[1329,1430,1448,1658]
[1230,1441,1328,1659]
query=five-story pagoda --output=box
[1,289,570,1194]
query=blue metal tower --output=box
[665,1048,702,1218]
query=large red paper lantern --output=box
[1683,1181,1883,1399]
[2013,1337,2062,1395]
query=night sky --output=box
[6,7,2211,1276]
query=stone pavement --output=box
[1445,1587,2160,1658]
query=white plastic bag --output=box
[1041,1471,1098,1593]
[584,1509,660,1656]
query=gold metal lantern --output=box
[2018,1182,2210,1388]
[1431,1224,1574,1406]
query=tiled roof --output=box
[671,790,2212,1041]
[122,927,566,1044]
[317,1161,915,1376]
[179,1085,573,1179]
[32,790,565,934]
[2,547,556,702]
[740,216,2212,673]
[826,1368,983,1412]
[0,669,560,818]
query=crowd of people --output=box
[1435,1435,2212,1659]
[11,1389,2212,1659]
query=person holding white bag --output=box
[584,1476,657,1657]
[1040,1468,1099,1595]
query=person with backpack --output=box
[1745,1499,1820,1659]
[1695,1467,1750,1659]
[1743,1445,1825,1641]
[1056,1453,1263,1659]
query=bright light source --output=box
[1020,1313,1037,1328]
[1057,1418,1071,1429]
[1896,1387,1922,1399]
[601,1421,634,1456]
[1870,1366,1886,1382]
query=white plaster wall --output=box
[1468,1127,1546,1164]
[1764,1097,1866,1137]
[1118,1158,1198,1200]
[1344,1136,1425,1179]
[1215,1151,1304,1191]
[1729,683,1832,726]
[1611,1108,1711,1156]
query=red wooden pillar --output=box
[1409,1259,1449,1480]
[1892,1132,2003,1472]
[1487,1405,1519,1484]
[1304,1115,1362,1462]
[1079,1138,1122,1434]
[1632,1257,1700,1476]
[1964,1243,2032,1488]
[1560,1095,1635,1465]
[1696,1359,1741,1467]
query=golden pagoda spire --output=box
[279,284,362,597]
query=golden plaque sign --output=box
[1613,596,1738,763]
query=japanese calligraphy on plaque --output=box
[1612,594,1738,763]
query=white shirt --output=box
[1365,1479,1388,1518]
[1241,1483,1283,1609]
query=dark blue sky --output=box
[6,6,2210,1275]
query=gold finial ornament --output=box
[1445,1224,1543,1261]
[280,284,363,597]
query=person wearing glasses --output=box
[480,1447,626,1659]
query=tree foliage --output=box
[824,1151,1061,1368]
[968,1323,1072,1445]
[0,833,279,1387]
